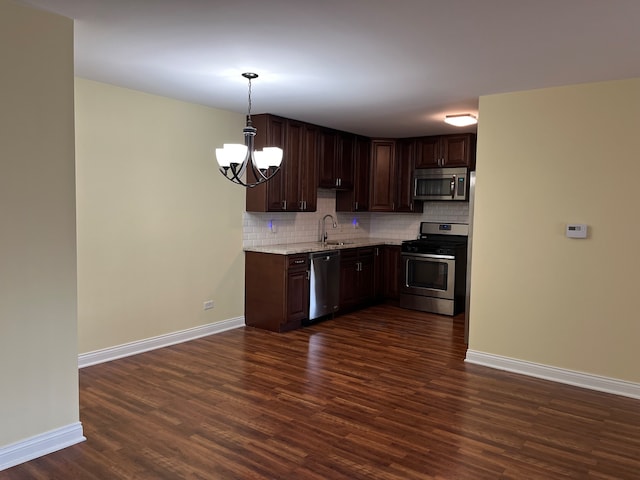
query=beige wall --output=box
[0,0,78,445]
[470,78,640,383]
[75,78,246,353]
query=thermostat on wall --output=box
[566,224,588,239]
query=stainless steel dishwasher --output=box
[308,250,340,322]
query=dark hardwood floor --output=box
[2,304,639,479]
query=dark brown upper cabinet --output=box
[318,129,354,189]
[336,136,370,212]
[246,114,318,212]
[369,139,423,213]
[414,133,476,170]
[394,138,423,213]
[369,139,396,212]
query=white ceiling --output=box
[21,0,640,138]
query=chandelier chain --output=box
[247,77,252,120]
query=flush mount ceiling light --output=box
[444,113,478,127]
[216,73,283,188]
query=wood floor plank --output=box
[2,304,639,479]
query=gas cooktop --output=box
[401,222,469,255]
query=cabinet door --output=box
[318,128,338,188]
[245,114,287,212]
[441,134,474,168]
[357,251,375,303]
[286,266,309,329]
[374,246,384,299]
[339,249,358,310]
[263,117,287,211]
[383,246,401,300]
[414,136,441,168]
[335,136,370,212]
[284,120,305,211]
[300,124,319,211]
[336,133,355,190]
[369,140,396,212]
[353,136,370,211]
[395,139,423,213]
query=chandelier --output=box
[215,73,283,188]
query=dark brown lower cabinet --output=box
[246,244,401,332]
[382,245,401,301]
[339,247,376,312]
[245,252,309,332]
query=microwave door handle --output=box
[450,175,456,199]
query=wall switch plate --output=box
[203,300,214,310]
[566,224,588,239]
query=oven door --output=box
[401,253,456,300]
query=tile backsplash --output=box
[243,189,469,247]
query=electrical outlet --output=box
[203,300,214,310]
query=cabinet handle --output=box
[355,201,358,210]
[303,200,307,210]
[294,259,305,264]
[375,247,379,256]
[306,270,310,280]
[282,200,287,210]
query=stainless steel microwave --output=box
[413,167,469,201]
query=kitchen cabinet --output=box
[246,114,318,212]
[297,123,319,211]
[318,129,354,189]
[373,245,401,302]
[369,139,396,212]
[374,246,384,299]
[245,252,309,332]
[339,247,375,312]
[414,133,476,169]
[335,136,370,212]
[395,139,423,213]
[382,245,401,301]
[369,139,423,213]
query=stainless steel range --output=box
[400,222,468,316]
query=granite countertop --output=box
[244,237,402,255]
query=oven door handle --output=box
[401,253,455,260]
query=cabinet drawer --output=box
[288,254,308,269]
[357,247,375,258]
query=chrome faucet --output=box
[321,214,337,243]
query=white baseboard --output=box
[78,316,245,368]
[0,422,85,472]
[465,350,640,400]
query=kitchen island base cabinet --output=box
[245,252,309,332]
